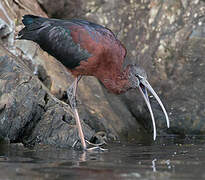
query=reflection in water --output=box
[0,136,205,180]
[152,158,157,172]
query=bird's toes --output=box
[72,139,80,148]
[83,131,108,151]
[71,139,107,151]
[86,146,108,152]
[85,139,106,147]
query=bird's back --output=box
[18,15,126,75]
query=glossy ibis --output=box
[18,15,170,151]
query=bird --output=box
[18,14,170,151]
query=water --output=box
[0,136,205,180]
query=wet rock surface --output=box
[0,0,205,148]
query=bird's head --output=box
[128,65,170,140]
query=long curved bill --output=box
[138,78,170,140]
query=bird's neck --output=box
[97,65,132,94]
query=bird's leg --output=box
[67,76,87,150]
[66,76,82,108]
[67,77,107,151]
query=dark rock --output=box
[37,0,84,19]
[0,45,95,148]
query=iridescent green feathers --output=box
[18,15,92,69]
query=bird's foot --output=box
[72,131,108,152]
[85,140,108,152]
[85,131,108,151]
[72,139,107,152]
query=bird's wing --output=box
[18,15,126,69]
[67,19,127,68]
[71,18,127,60]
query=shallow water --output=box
[0,136,205,180]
